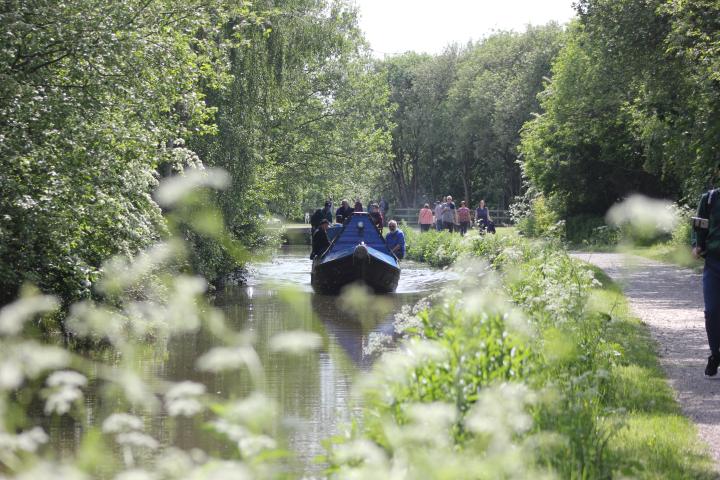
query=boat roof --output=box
[322,212,395,262]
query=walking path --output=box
[572,253,720,463]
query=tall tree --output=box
[521,0,720,217]
[0,0,248,303]
[194,0,393,232]
[448,25,564,207]
[378,25,564,208]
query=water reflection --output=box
[216,245,456,474]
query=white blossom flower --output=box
[165,381,206,417]
[116,432,159,450]
[46,370,87,388]
[44,386,83,416]
[166,381,206,400]
[196,346,259,373]
[17,343,71,378]
[268,330,322,355]
[406,402,458,429]
[16,195,38,209]
[363,332,393,356]
[0,359,24,390]
[154,448,195,479]
[238,434,276,457]
[155,168,230,207]
[166,397,203,417]
[210,419,251,443]
[0,427,49,453]
[102,413,144,434]
[332,439,388,468]
[65,301,125,342]
[0,342,70,391]
[0,294,58,336]
[466,383,536,452]
[606,194,677,235]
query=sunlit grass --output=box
[621,242,704,271]
[583,263,715,478]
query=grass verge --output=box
[620,243,704,272]
[584,264,715,478]
[326,229,715,478]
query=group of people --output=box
[417,197,496,236]
[309,198,405,261]
[310,198,390,229]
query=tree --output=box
[193,0,393,234]
[381,50,457,206]
[0,0,248,303]
[521,0,720,218]
[448,25,565,207]
[378,25,564,208]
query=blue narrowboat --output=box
[311,212,401,294]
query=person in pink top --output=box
[457,200,471,236]
[418,203,434,232]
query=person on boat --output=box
[379,197,389,217]
[418,203,434,232]
[434,200,444,232]
[354,199,364,212]
[335,199,354,224]
[457,200,471,236]
[309,208,323,233]
[321,201,333,224]
[369,203,384,233]
[386,220,405,260]
[441,195,457,233]
[310,219,331,260]
[475,199,496,234]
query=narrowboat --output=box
[311,212,400,294]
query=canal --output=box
[46,245,453,476]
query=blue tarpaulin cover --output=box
[319,213,398,267]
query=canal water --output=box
[46,245,454,476]
[216,245,453,474]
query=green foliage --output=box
[511,189,566,239]
[328,230,714,478]
[0,0,257,304]
[521,0,720,220]
[0,0,392,301]
[379,24,565,208]
[193,0,394,227]
[402,226,469,267]
[566,215,620,247]
[0,177,326,478]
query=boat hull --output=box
[311,248,400,294]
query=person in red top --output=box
[418,203,434,232]
[369,203,384,233]
[457,201,471,236]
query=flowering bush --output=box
[0,171,318,480]
[326,224,670,478]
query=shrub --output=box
[670,204,694,247]
[328,229,632,478]
[402,225,470,268]
[511,190,565,239]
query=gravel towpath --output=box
[571,253,720,463]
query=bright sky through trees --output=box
[355,0,576,56]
